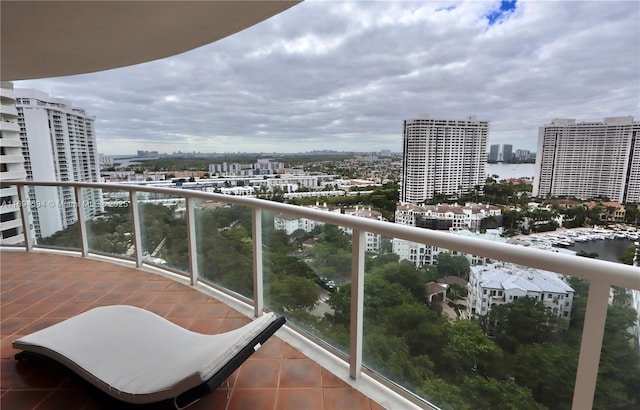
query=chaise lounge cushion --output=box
[13,305,284,404]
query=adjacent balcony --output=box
[1,181,639,410]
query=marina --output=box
[509,226,638,263]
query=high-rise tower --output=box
[16,88,102,238]
[533,117,640,202]
[401,115,488,203]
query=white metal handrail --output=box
[7,181,640,410]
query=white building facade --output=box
[16,88,102,238]
[401,115,488,203]
[273,203,341,235]
[533,116,640,202]
[0,82,34,245]
[341,206,384,253]
[467,263,575,319]
[395,202,502,232]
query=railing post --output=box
[572,280,611,410]
[252,208,264,317]
[74,185,88,257]
[185,197,198,286]
[350,229,365,379]
[16,184,34,251]
[130,191,143,268]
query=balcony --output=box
[2,181,640,410]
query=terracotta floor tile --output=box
[0,251,382,410]
[227,388,277,410]
[235,359,281,389]
[1,336,21,359]
[189,317,225,334]
[14,302,61,318]
[283,343,306,359]
[35,387,94,409]
[144,302,176,317]
[322,387,372,410]
[168,302,202,318]
[0,390,50,409]
[279,359,322,388]
[219,317,252,332]
[43,302,87,318]
[276,388,324,410]
[198,302,234,317]
[0,317,31,336]
[321,368,350,388]
[252,337,283,360]
[0,302,30,318]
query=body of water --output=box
[567,238,634,264]
[486,163,535,180]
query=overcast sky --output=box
[15,0,640,156]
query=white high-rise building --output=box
[533,117,640,202]
[16,89,102,239]
[0,82,34,245]
[401,115,488,203]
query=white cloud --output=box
[15,0,640,155]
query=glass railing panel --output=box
[362,238,590,410]
[84,188,133,259]
[594,285,640,409]
[136,191,188,274]
[194,199,254,299]
[28,185,81,250]
[262,209,352,356]
[0,183,27,246]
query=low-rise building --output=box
[341,206,384,253]
[273,202,341,235]
[396,202,502,232]
[467,263,574,319]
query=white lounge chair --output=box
[13,305,285,408]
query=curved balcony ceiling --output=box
[1,0,301,81]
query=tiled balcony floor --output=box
[0,250,385,410]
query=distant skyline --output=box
[15,0,640,155]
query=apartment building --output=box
[395,202,502,231]
[488,144,500,162]
[15,88,102,238]
[0,82,34,245]
[341,206,384,253]
[401,115,488,203]
[467,263,575,319]
[273,202,341,235]
[533,116,640,202]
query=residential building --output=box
[395,202,502,232]
[273,202,341,235]
[467,263,575,319]
[488,144,500,162]
[393,228,506,268]
[401,115,488,203]
[502,144,513,162]
[533,116,640,202]
[15,88,102,238]
[0,81,34,245]
[514,149,531,161]
[342,206,384,253]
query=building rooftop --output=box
[0,250,384,410]
[473,263,575,294]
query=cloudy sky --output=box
[16,0,640,156]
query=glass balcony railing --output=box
[2,181,639,410]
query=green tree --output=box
[435,253,470,279]
[512,343,578,409]
[486,297,561,353]
[268,276,318,312]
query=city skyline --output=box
[13,1,640,155]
